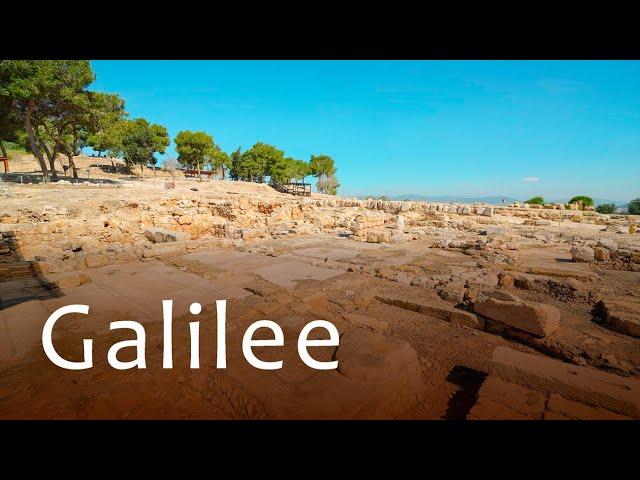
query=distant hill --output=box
[358,194,629,207]
[555,198,628,207]
[376,194,519,205]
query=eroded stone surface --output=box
[474,290,560,337]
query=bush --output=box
[596,203,617,214]
[568,195,594,206]
[524,196,545,205]
[628,198,640,215]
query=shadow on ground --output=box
[442,365,486,420]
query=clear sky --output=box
[90,60,640,201]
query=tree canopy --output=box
[0,60,96,181]
[121,119,170,175]
[174,130,214,177]
[85,92,127,157]
[309,154,339,194]
[206,146,232,179]
[241,142,284,183]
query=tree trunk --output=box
[60,157,68,177]
[140,164,144,179]
[23,101,50,183]
[0,140,7,158]
[68,155,78,179]
[197,161,201,182]
[40,141,59,182]
[221,166,226,180]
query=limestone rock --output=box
[335,329,424,417]
[595,298,640,338]
[144,227,190,243]
[490,346,640,418]
[342,313,390,335]
[545,394,631,420]
[474,290,560,337]
[366,230,391,243]
[484,226,506,236]
[593,246,610,262]
[597,239,617,251]
[570,246,595,263]
[56,271,92,289]
[376,295,480,329]
[84,254,109,269]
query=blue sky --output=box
[90,60,640,201]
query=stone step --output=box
[490,346,640,418]
[0,262,36,281]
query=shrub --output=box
[568,195,594,207]
[596,203,617,214]
[524,196,545,205]
[628,198,640,215]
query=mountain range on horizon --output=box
[355,194,630,206]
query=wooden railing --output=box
[270,180,311,197]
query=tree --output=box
[596,203,617,214]
[30,117,65,180]
[206,146,231,179]
[309,154,336,193]
[174,130,214,180]
[293,159,311,183]
[317,173,340,195]
[568,195,594,207]
[628,198,640,215]
[56,74,122,179]
[0,96,23,158]
[163,157,179,177]
[241,142,284,183]
[524,196,545,205]
[120,119,169,177]
[268,156,295,184]
[85,92,127,171]
[229,147,243,180]
[0,60,95,183]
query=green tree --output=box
[174,130,214,180]
[628,198,640,215]
[524,196,545,205]
[269,156,296,184]
[0,60,95,182]
[85,92,127,171]
[229,147,244,180]
[121,119,169,177]
[241,142,284,183]
[0,96,23,158]
[309,154,336,193]
[48,91,126,178]
[206,146,232,179]
[596,203,617,214]
[293,159,311,182]
[568,195,594,207]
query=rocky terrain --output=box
[1,156,639,419]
